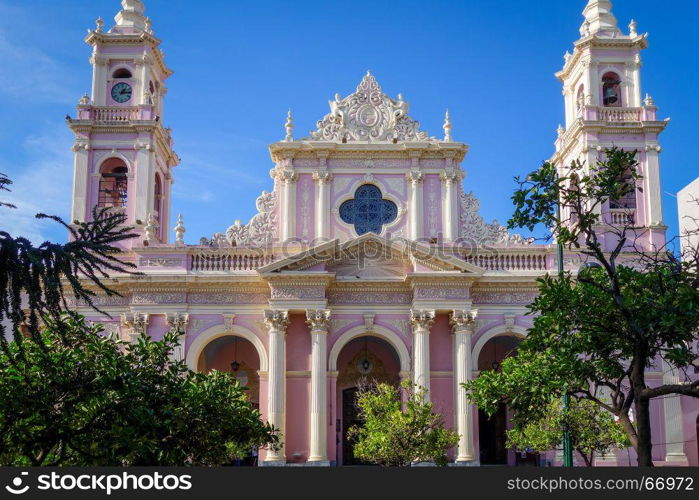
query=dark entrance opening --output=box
[479,403,507,464]
[342,387,369,466]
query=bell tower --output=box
[552,0,668,250]
[68,0,178,245]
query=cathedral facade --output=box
[66,0,698,466]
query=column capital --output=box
[440,167,464,184]
[406,169,424,185]
[306,309,331,333]
[165,312,189,333]
[312,169,332,184]
[272,167,297,184]
[450,309,477,334]
[264,309,289,333]
[410,309,435,332]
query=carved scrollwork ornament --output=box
[306,309,331,332]
[450,309,478,333]
[264,309,290,333]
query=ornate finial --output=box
[644,93,655,107]
[79,92,90,105]
[114,0,147,32]
[629,19,637,37]
[145,16,153,33]
[563,51,572,63]
[144,212,159,243]
[366,70,371,76]
[581,0,620,37]
[95,17,104,32]
[557,124,565,137]
[443,109,452,142]
[174,214,186,245]
[284,109,294,142]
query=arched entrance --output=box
[335,335,402,466]
[195,333,262,466]
[476,334,532,466]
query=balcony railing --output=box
[90,106,140,123]
[596,107,642,123]
[608,208,636,226]
[463,251,550,271]
[190,250,276,272]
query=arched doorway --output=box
[335,335,401,465]
[476,335,534,466]
[197,334,261,466]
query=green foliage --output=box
[490,147,699,466]
[506,399,630,467]
[0,314,278,466]
[347,381,458,467]
[0,196,138,350]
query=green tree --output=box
[347,381,458,467]
[0,314,279,465]
[507,398,629,467]
[466,148,699,466]
[0,172,137,350]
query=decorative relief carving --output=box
[223,190,277,246]
[138,257,184,267]
[328,291,413,304]
[330,319,355,333]
[384,319,410,335]
[471,291,538,305]
[301,177,311,241]
[270,286,325,300]
[460,191,534,246]
[414,287,470,300]
[132,292,186,305]
[189,318,216,334]
[327,291,412,305]
[384,177,406,196]
[309,72,431,143]
[427,178,438,238]
[333,177,353,195]
[188,292,269,305]
[65,294,130,307]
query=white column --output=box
[264,309,289,464]
[165,312,189,362]
[278,168,297,242]
[407,170,424,241]
[451,309,477,464]
[135,143,154,225]
[441,165,462,241]
[662,359,688,464]
[313,170,331,241]
[306,309,331,465]
[410,309,434,400]
[644,145,664,227]
[90,54,108,106]
[70,144,90,223]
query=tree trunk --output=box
[634,397,654,466]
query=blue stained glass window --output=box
[339,184,398,235]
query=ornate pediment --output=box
[308,72,434,143]
[258,233,484,276]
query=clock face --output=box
[111,82,132,103]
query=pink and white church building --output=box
[66,0,698,466]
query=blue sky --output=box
[0,0,697,246]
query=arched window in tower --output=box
[153,173,163,222]
[112,67,132,79]
[602,72,622,107]
[339,184,398,235]
[97,159,128,209]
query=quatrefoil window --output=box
[339,184,398,235]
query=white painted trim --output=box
[185,323,268,372]
[94,153,133,174]
[328,324,410,373]
[471,324,528,366]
